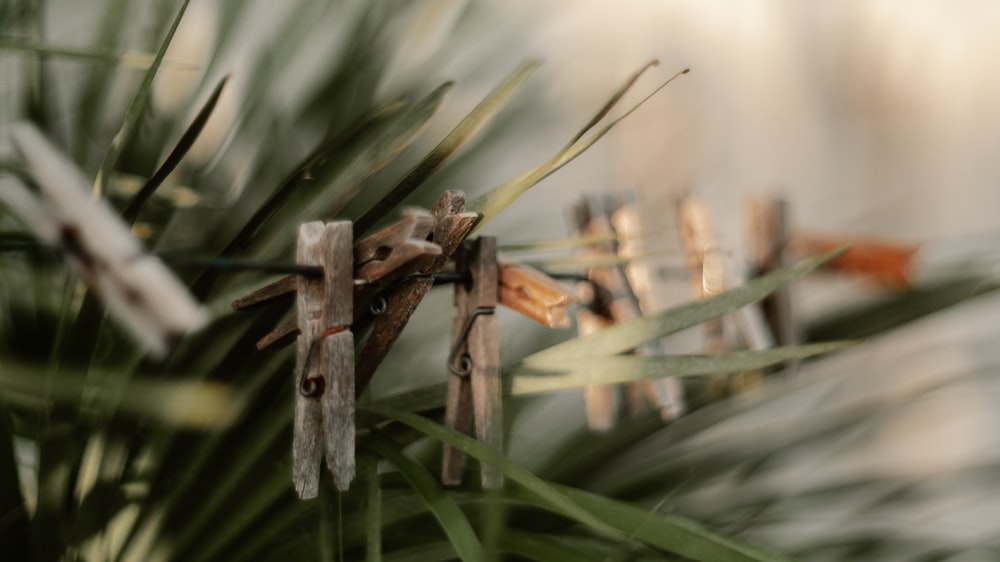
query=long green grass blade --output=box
[469,67,689,227]
[367,344,851,417]
[122,75,229,223]
[0,37,193,69]
[563,59,661,150]
[499,532,610,562]
[511,342,856,393]
[206,98,408,257]
[364,432,484,562]
[523,248,846,366]
[552,485,793,562]
[362,406,623,540]
[354,60,539,235]
[92,0,192,196]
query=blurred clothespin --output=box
[790,229,1000,290]
[611,191,685,419]
[677,194,727,353]
[744,196,798,353]
[679,194,770,392]
[442,237,503,488]
[572,194,679,427]
[0,122,206,357]
[292,221,354,497]
[789,231,918,289]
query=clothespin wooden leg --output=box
[577,308,618,431]
[294,221,354,498]
[443,237,502,488]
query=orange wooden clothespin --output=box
[788,231,919,290]
[442,237,502,488]
[293,221,354,498]
[497,260,577,328]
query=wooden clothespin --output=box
[677,194,727,354]
[788,231,918,290]
[232,207,442,351]
[2,122,207,357]
[497,260,577,328]
[442,236,502,488]
[353,208,438,298]
[293,221,354,498]
[232,192,480,494]
[744,196,798,351]
[678,194,770,393]
[611,191,685,420]
[571,194,679,428]
[576,307,618,431]
[353,191,478,395]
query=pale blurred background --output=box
[376,0,1000,242]
[8,2,1000,558]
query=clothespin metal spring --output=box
[447,306,496,377]
[298,325,350,397]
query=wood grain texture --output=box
[442,248,473,486]
[294,222,327,499]
[293,221,354,498]
[354,191,478,396]
[442,237,503,488]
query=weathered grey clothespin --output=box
[293,221,354,498]
[442,237,502,488]
[1,122,207,357]
[231,207,442,351]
